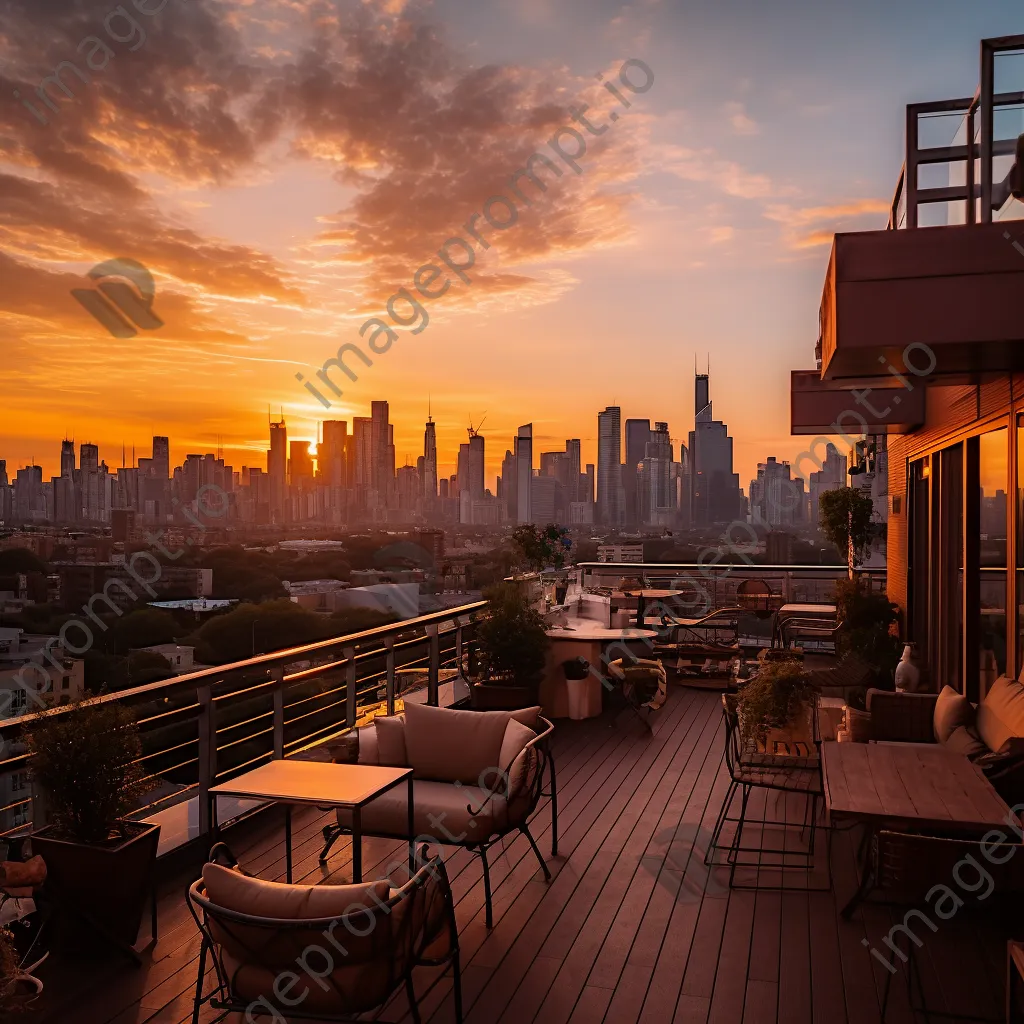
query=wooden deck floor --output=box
[39,687,1007,1024]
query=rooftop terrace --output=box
[36,684,1003,1024]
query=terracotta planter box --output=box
[32,820,160,949]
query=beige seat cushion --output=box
[977,675,1024,755]
[933,685,976,744]
[403,703,510,785]
[202,862,389,920]
[336,779,521,841]
[942,725,989,759]
[374,714,408,766]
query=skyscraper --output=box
[423,414,437,500]
[597,406,623,526]
[60,439,75,478]
[268,417,287,519]
[352,417,372,491]
[515,424,532,524]
[370,401,392,499]
[320,421,348,488]
[638,421,675,526]
[624,418,651,526]
[565,439,582,504]
[688,373,741,526]
[467,431,485,501]
[807,442,847,528]
[152,435,170,482]
[501,448,517,521]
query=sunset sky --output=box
[2,0,1020,490]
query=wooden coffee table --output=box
[822,742,1013,915]
[210,760,413,883]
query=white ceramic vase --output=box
[894,643,920,693]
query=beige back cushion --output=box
[977,675,1024,755]
[933,685,976,744]
[403,702,510,784]
[202,862,389,919]
[374,714,408,766]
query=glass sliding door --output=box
[978,428,1008,687]
[1018,415,1024,676]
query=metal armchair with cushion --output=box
[607,657,667,732]
[872,830,1024,1023]
[187,845,462,1024]
[321,703,557,929]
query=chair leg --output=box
[451,946,464,1024]
[478,847,493,929]
[705,779,738,866]
[192,938,209,1024]
[548,751,559,858]
[728,785,751,888]
[405,974,423,1024]
[320,823,344,864]
[880,940,898,1021]
[522,825,552,882]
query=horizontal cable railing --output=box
[0,601,487,849]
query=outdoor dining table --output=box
[821,741,1015,916]
[772,602,837,646]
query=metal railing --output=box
[577,562,885,611]
[0,602,487,849]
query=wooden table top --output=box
[210,759,412,808]
[613,589,684,599]
[822,741,1013,832]
[778,603,837,617]
[546,625,658,641]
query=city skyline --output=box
[2,369,760,530]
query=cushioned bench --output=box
[866,672,1024,800]
[322,702,557,928]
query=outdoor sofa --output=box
[322,701,557,927]
[866,671,1024,799]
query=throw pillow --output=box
[509,706,542,728]
[374,714,408,766]
[495,718,537,797]
[933,685,976,744]
[977,675,1024,755]
[357,725,379,765]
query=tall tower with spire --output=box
[688,367,740,526]
[423,402,438,501]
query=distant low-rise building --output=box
[137,643,196,674]
[596,544,644,563]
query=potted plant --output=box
[833,576,903,690]
[510,525,573,602]
[28,699,158,951]
[471,582,551,710]
[737,659,818,752]
[818,487,876,579]
[0,925,38,1015]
